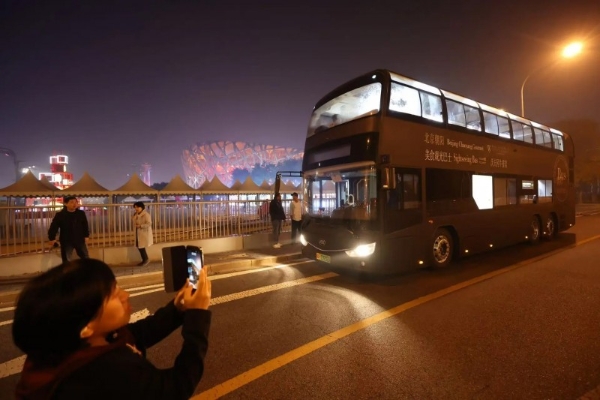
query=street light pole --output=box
[0,147,21,183]
[520,41,583,118]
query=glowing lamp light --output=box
[562,42,583,58]
[345,242,376,257]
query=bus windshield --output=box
[307,82,382,137]
[304,162,378,231]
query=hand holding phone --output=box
[175,268,211,311]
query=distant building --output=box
[140,163,152,186]
[182,141,303,188]
[38,155,74,190]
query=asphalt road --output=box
[1,212,600,399]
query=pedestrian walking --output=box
[289,192,302,243]
[12,258,212,400]
[269,193,286,248]
[48,196,90,263]
[132,201,153,266]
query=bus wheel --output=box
[432,228,453,268]
[529,216,541,244]
[544,215,556,240]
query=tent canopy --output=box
[200,177,232,194]
[111,174,158,195]
[0,170,57,197]
[160,175,200,195]
[235,177,266,193]
[61,172,111,196]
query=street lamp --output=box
[0,147,22,183]
[520,41,583,117]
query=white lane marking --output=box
[0,356,24,380]
[209,260,312,281]
[0,285,166,314]
[126,283,165,292]
[128,260,313,297]
[130,288,164,297]
[210,272,338,305]
[0,268,337,379]
[0,261,310,314]
[0,309,150,379]
[128,268,337,301]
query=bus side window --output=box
[465,105,481,131]
[390,83,421,117]
[483,112,499,135]
[519,179,536,204]
[446,100,466,127]
[498,116,511,139]
[420,91,443,122]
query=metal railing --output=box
[0,200,289,257]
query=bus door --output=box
[381,167,424,267]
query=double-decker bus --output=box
[298,69,575,274]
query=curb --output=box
[0,252,305,305]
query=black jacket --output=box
[47,209,89,245]
[269,199,286,221]
[16,301,211,400]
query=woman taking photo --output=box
[133,201,153,266]
[12,258,212,399]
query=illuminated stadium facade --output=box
[182,141,303,188]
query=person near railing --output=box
[289,192,302,244]
[269,193,286,248]
[48,196,90,263]
[132,201,153,266]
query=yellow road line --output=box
[193,234,600,399]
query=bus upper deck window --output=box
[420,92,443,122]
[390,83,420,117]
[446,100,466,127]
[483,112,499,135]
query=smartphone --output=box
[186,246,203,289]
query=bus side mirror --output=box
[382,168,396,190]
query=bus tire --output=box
[544,214,556,240]
[529,216,541,244]
[431,228,453,268]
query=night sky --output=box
[1,0,598,189]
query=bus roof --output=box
[386,70,563,136]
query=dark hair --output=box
[12,259,116,365]
[133,201,145,210]
[63,195,77,204]
[292,192,298,197]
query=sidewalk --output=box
[0,243,305,304]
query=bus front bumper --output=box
[301,242,377,272]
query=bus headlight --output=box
[345,242,376,257]
[299,234,308,246]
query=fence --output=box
[0,199,290,257]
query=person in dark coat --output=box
[12,258,212,400]
[269,193,286,248]
[48,196,90,263]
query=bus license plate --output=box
[316,253,331,263]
